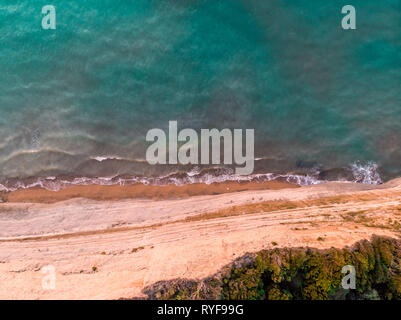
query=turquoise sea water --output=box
[0,1,400,190]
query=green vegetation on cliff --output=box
[143,236,401,300]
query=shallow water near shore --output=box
[0,1,400,189]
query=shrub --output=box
[142,236,401,300]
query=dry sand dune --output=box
[1,179,401,299]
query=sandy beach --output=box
[1,179,401,299]
[1,180,297,203]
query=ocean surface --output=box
[0,0,400,191]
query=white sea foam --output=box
[0,161,383,193]
[350,161,382,185]
[0,171,322,192]
[91,156,125,162]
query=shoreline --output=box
[0,160,385,203]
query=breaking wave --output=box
[0,161,383,193]
[350,161,383,185]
